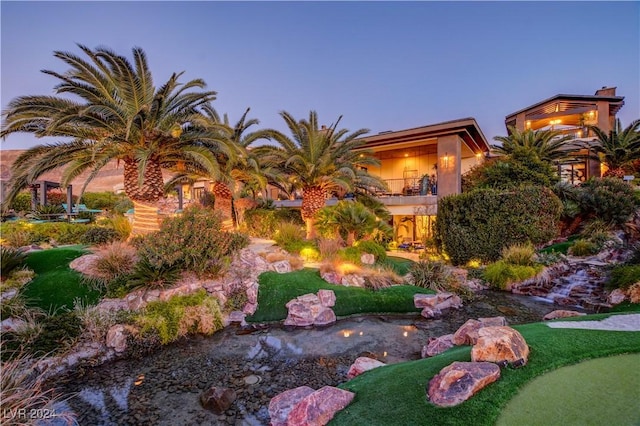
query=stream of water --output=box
[45,291,577,426]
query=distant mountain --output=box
[1,149,125,194]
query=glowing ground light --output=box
[134,374,145,386]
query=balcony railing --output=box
[376,178,436,196]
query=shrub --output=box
[607,265,640,290]
[1,268,35,291]
[128,258,181,289]
[1,247,27,280]
[0,355,76,425]
[243,208,303,238]
[362,265,403,291]
[8,192,32,213]
[483,260,542,290]
[273,221,306,252]
[338,246,363,264]
[81,227,120,245]
[568,239,599,256]
[434,186,562,265]
[409,260,452,292]
[135,290,223,345]
[88,242,137,289]
[501,243,536,266]
[98,214,131,240]
[224,282,248,312]
[30,204,65,220]
[80,192,129,211]
[29,311,82,356]
[317,237,343,261]
[579,178,638,226]
[356,240,387,262]
[134,204,249,278]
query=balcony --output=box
[375,178,436,197]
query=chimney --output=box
[595,86,616,97]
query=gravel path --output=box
[546,313,640,331]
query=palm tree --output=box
[586,119,640,178]
[492,126,573,163]
[196,106,275,229]
[264,111,386,239]
[1,45,228,236]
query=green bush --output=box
[80,192,129,211]
[80,227,120,245]
[134,204,249,278]
[579,178,638,226]
[409,260,452,291]
[568,239,599,256]
[1,247,27,279]
[483,260,542,290]
[607,265,640,290]
[434,186,562,265]
[8,193,32,213]
[338,246,364,264]
[127,257,181,289]
[273,221,306,252]
[356,240,387,262]
[135,290,223,345]
[243,208,303,238]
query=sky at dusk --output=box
[1,1,639,150]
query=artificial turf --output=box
[496,353,640,426]
[22,246,101,312]
[247,268,434,322]
[331,316,640,426]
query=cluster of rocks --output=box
[423,316,530,407]
[512,247,634,310]
[414,292,463,319]
[284,290,337,327]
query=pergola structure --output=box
[29,180,74,216]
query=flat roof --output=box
[505,93,625,121]
[360,117,490,154]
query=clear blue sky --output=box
[1,1,639,150]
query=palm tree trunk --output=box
[123,158,164,237]
[211,181,234,231]
[301,185,326,239]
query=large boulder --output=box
[607,288,627,305]
[200,386,237,414]
[427,361,500,407]
[471,326,529,367]
[285,386,355,426]
[269,386,315,426]
[452,317,507,346]
[421,334,454,358]
[318,289,336,307]
[346,357,386,379]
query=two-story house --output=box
[504,86,625,183]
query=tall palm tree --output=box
[264,110,386,239]
[1,45,228,236]
[197,106,275,229]
[492,126,573,163]
[586,119,640,178]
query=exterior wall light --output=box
[442,153,450,169]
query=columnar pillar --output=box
[437,135,462,199]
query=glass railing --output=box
[375,178,437,196]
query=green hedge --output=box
[243,208,304,238]
[435,186,562,265]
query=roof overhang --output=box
[358,117,490,154]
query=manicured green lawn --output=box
[247,268,434,322]
[331,315,640,426]
[496,353,640,426]
[22,246,101,312]
[382,256,415,275]
[538,235,579,255]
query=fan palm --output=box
[1,45,229,236]
[586,119,640,178]
[264,111,387,239]
[492,126,573,163]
